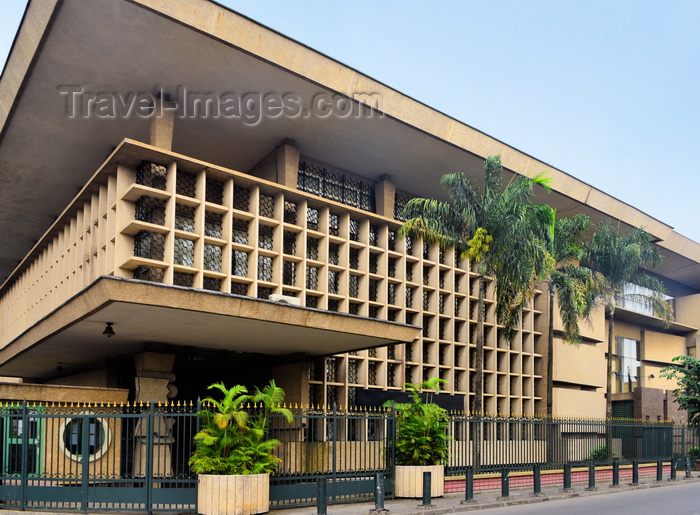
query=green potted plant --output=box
[383,377,451,498]
[190,380,293,515]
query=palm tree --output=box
[400,155,555,415]
[544,214,602,417]
[586,219,674,420]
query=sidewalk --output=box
[1,475,698,515]
[269,474,700,515]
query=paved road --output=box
[482,481,700,514]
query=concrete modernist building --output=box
[0,0,698,419]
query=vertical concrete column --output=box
[133,351,177,478]
[150,93,177,151]
[276,139,300,187]
[374,174,396,219]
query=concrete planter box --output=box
[394,465,444,498]
[198,473,269,515]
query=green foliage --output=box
[586,219,672,324]
[660,355,700,424]
[584,445,614,462]
[189,380,293,475]
[687,446,700,458]
[383,377,451,466]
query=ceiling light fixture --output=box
[103,322,115,338]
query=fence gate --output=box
[268,405,395,508]
[0,401,197,512]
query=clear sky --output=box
[1,0,698,243]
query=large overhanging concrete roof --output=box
[1,0,699,289]
[0,277,420,380]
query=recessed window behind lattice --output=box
[258,226,273,250]
[233,219,249,245]
[368,362,377,384]
[205,212,223,238]
[233,186,250,211]
[259,194,274,218]
[348,359,358,384]
[258,256,273,281]
[307,208,319,231]
[136,161,167,190]
[173,272,194,287]
[135,196,166,225]
[329,214,339,236]
[369,254,378,274]
[369,225,378,246]
[369,306,379,319]
[388,257,396,278]
[174,238,194,267]
[388,363,396,387]
[328,299,339,312]
[423,291,430,311]
[204,244,222,272]
[257,286,272,300]
[388,283,396,305]
[423,316,431,338]
[349,220,359,241]
[349,275,359,298]
[203,277,221,292]
[283,261,296,286]
[349,248,359,270]
[306,266,319,290]
[134,231,165,261]
[298,160,375,212]
[440,319,447,340]
[394,190,411,222]
[423,267,430,285]
[406,287,413,308]
[205,178,224,205]
[175,205,195,232]
[369,279,379,302]
[388,231,396,251]
[349,303,360,315]
[284,201,297,224]
[306,296,319,308]
[454,298,461,318]
[440,271,446,289]
[232,251,248,277]
[423,243,430,260]
[283,231,296,255]
[133,265,164,283]
[231,282,248,295]
[439,294,446,314]
[329,243,339,265]
[307,238,319,260]
[176,170,197,197]
[328,270,339,295]
[406,236,413,256]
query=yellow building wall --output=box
[641,330,686,364]
[640,364,679,390]
[552,388,605,419]
[553,340,605,388]
[676,293,700,329]
[552,301,606,343]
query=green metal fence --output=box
[0,401,697,512]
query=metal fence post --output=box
[656,460,663,482]
[670,457,677,481]
[586,463,596,491]
[373,473,385,511]
[420,471,432,507]
[81,411,91,510]
[562,463,572,492]
[146,401,155,515]
[686,456,693,479]
[632,460,639,485]
[317,477,327,515]
[532,464,542,496]
[20,400,28,511]
[612,459,619,487]
[499,468,511,499]
[461,467,475,504]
